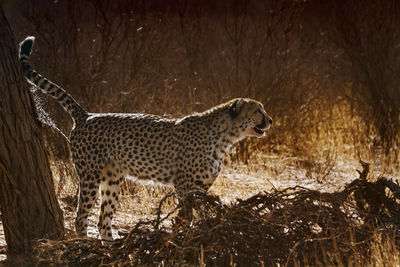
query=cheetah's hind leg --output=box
[98,160,124,241]
[74,168,101,237]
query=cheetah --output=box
[19,36,272,240]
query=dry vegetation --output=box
[2,0,400,265]
[33,162,400,266]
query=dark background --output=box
[3,0,400,167]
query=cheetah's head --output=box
[228,98,272,139]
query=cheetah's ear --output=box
[229,99,244,119]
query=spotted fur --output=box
[19,36,272,240]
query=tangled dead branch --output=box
[33,161,400,266]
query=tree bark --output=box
[0,6,64,261]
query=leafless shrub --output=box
[298,149,337,183]
[13,0,315,161]
[327,0,400,151]
[10,0,399,167]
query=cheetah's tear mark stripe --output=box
[19,36,88,124]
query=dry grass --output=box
[29,161,400,266]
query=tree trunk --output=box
[0,6,64,261]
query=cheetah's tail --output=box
[19,36,88,125]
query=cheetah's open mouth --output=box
[254,119,269,136]
[254,126,265,135]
